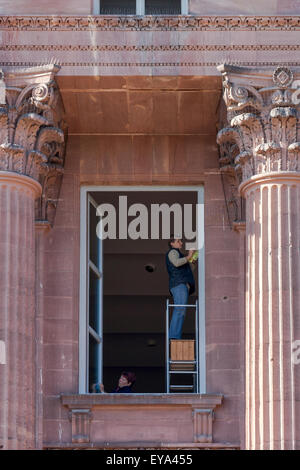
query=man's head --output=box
[118,371,136,388]
[168,235,183,250]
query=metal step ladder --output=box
[165,298,199,393]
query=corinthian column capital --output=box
[217,64,300,194]
[0,64,67,225]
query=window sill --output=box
[97,14,187,16]
[61,392,223,407]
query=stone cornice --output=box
[0,64,67,225]
[0,15,300,31]
[1,64,61,87]
[217,65,300,187]
[2,25,300,74]
[217,63,300,87]
[2,61,300,70]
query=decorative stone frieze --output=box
[1,15,300,32]
[0,64,67,225]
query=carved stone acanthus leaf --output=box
[217,65,300,187]
[218,138,245,225]
[0,65,67,225]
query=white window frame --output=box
[94,1,189,15]
[79,185,205,394]
[79,192,103,393]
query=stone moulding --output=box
[0,15,300,31]
[238,171,300,196]
[0,170,41,197]
[2,61,300,70]
[0,64,67,225]
[2,44,300,53]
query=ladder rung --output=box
[170,360,196,364]
[169,370,197,374]
[168,304,197,307]
[170,385,194,390]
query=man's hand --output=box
[186,250,195,261]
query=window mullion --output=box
[93,0,100,14]
[136,0,145,15]
[181,0,188,15]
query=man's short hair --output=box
[168,234,182,248]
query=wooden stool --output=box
[170,340,195,370]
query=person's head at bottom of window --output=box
[93,371,136,393]
[115,371,136,393]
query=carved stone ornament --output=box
[1,15,300,32]
[69,408,92,444]
[217,64,300,188]
[0,64,67,225]
[273,66,294,88]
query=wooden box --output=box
[170,340,195,370]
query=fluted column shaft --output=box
[242,173,299,450]
[0,172,41,449]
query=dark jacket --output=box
[112,386,132,393]
[94,384,133,393]
[165,248,195,295]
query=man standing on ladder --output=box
[165,236,196,339]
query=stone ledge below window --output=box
[58,393,234,449]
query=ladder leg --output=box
[166,299,170,393]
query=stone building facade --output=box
[0,1,299,450]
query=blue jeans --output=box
[169,283,189,339]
